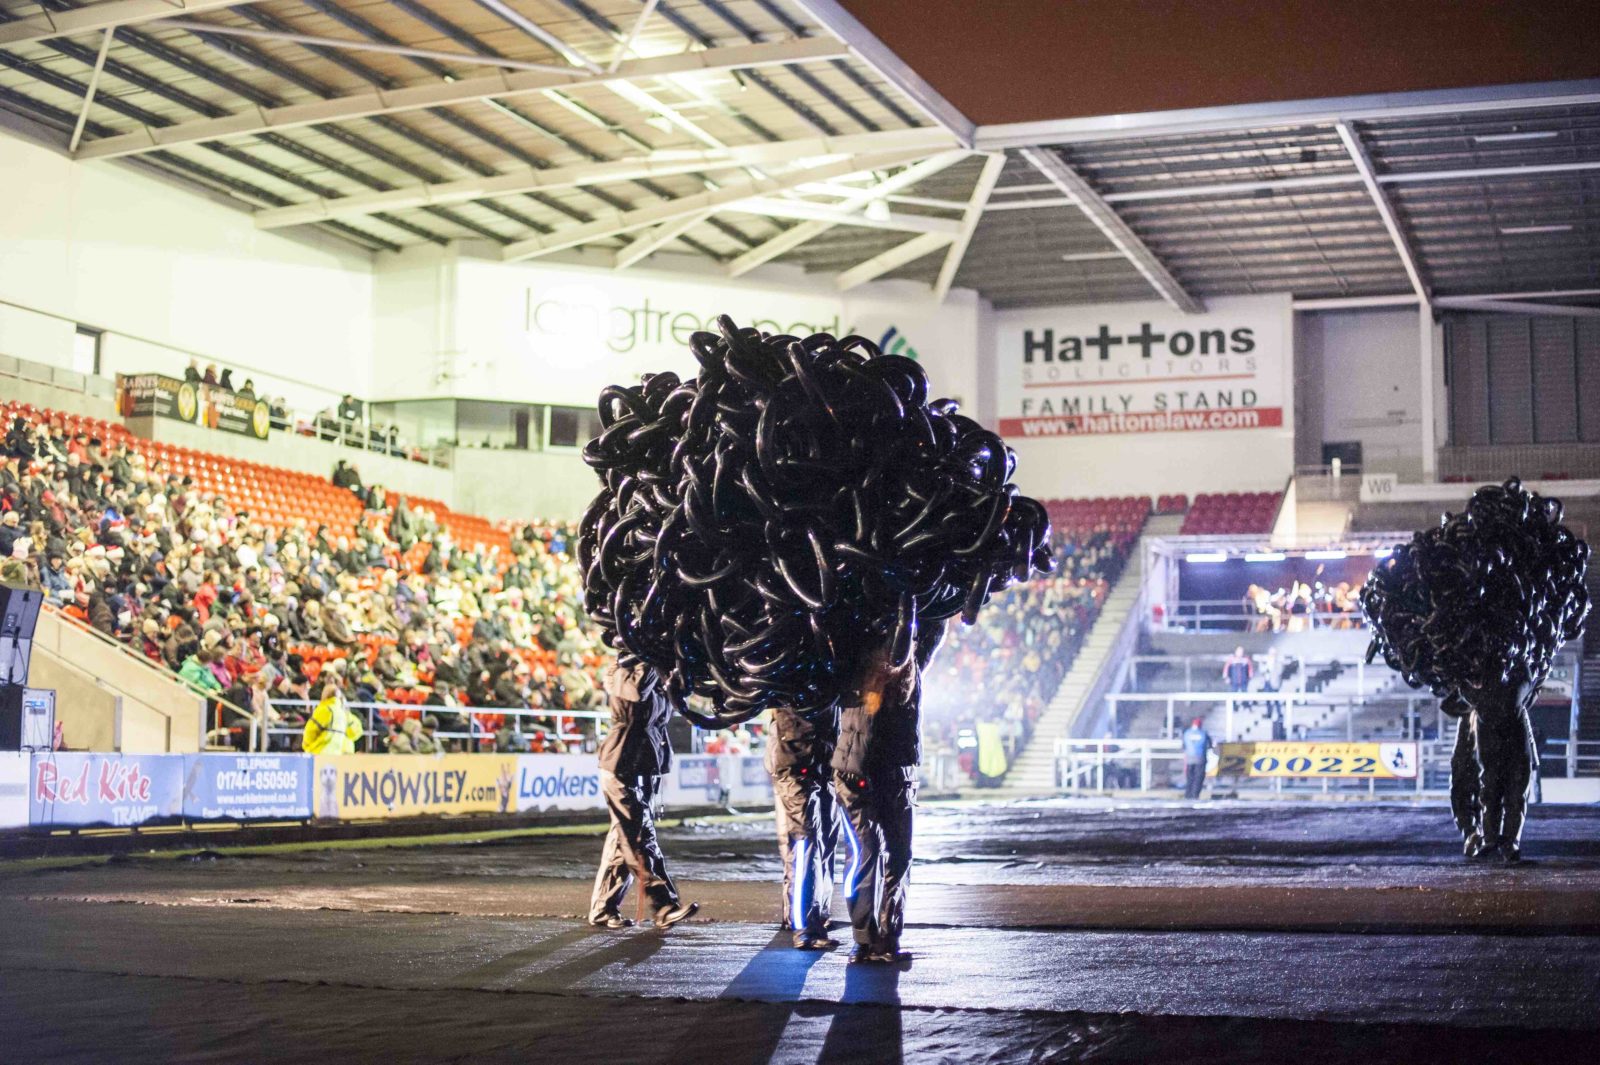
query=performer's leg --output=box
[792,770,835,942]
[833,772,882,948]
[1450,716,1484,854]
[631,774,681,912]
[873,769,916,955]
[771,770,803,931]
[590,771,633,922]
[1477,707,1534,861]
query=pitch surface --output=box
[2,800,1597,1063]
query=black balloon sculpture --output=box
[1361,477,1589,861]
[578,315,1055,727]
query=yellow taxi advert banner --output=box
[314,754,517,819]
[1216,742,1418,779]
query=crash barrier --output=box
[5,750,776,832]
[261,702,610,751]
[1053,738,1432,796]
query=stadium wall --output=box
[370,246,985,412]
[0,133,374,410]
[1296,308,1439,480]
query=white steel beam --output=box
[726,150,969,278]
[614,210,712,269]
[836,232,954,291]
[502,150,933,261]
[0,0,248,47]
[251,129,954,229]
[733,197,961,236]
[1335,120,1430,305]
[981,159,1600,213]
[474,0,599,72]
[933,152,1005,302]
[787,0,976,146]
[160,20,578,75]
[1020,147,1203,314]
[607,0,661,74]
[976,79,1600,150]
[1291,294,1420,310]
[1448,287,1600,302]
[73,37,850,160]
[67,29,115,154]
[1435,298,1600,318]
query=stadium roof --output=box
[0,0,1596,312]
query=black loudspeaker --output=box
[0,583,43,687]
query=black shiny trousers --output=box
[833,768,915,951]
[590,770,679,922]
[772,766,838,939]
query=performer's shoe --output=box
[1463,831,1491,859]
[590,913,633,929]
[654,901,700,929]
[849,946,912,965]
[794,934,838,950]
[1498,842,1523,864]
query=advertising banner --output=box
[115,374,270,438]
[29,752,185,828]
[450,259,982,412]
[729,755,775,805]
[1215,741,1419,779]
[181,754,313,821]
[660,754,729,807]
[0,752,27,829]
[116,373,197,423]
[513,754,603,813]
[205,387,271,439]
[994,294,1291,440]
[314,753,518,819]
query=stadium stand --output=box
[1,400,606,753]
[1179,491,1283,534]
[923,505,1144,783]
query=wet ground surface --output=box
[2,799,1598,1062]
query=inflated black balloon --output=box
[1361,477,1589,699]
[1361,477,1589,859]
[579,316,1054,726]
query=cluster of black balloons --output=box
[578,315,1055,725]
[1361,477,1590,712]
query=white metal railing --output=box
[1121,653,1397,699]
[1102,689,1441,742]
[1545,738,1600,779]
[1154,598,1367,632]
[263,701,607,751]
[1294,464,1363,502]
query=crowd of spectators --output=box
[3,399,1141,781]
[1,405,608,755]
[922,528,1137,784]
[1243,576,1363,632]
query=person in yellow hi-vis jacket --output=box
[303,684,364,755]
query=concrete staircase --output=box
[1001,541,1149,794]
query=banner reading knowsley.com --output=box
[994,294,1291,439]
[314,753,520,819]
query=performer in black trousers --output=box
[832,626,943,964]
[590,658,698,930]
[767,704,840,949]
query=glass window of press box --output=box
[369,400,602,452]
